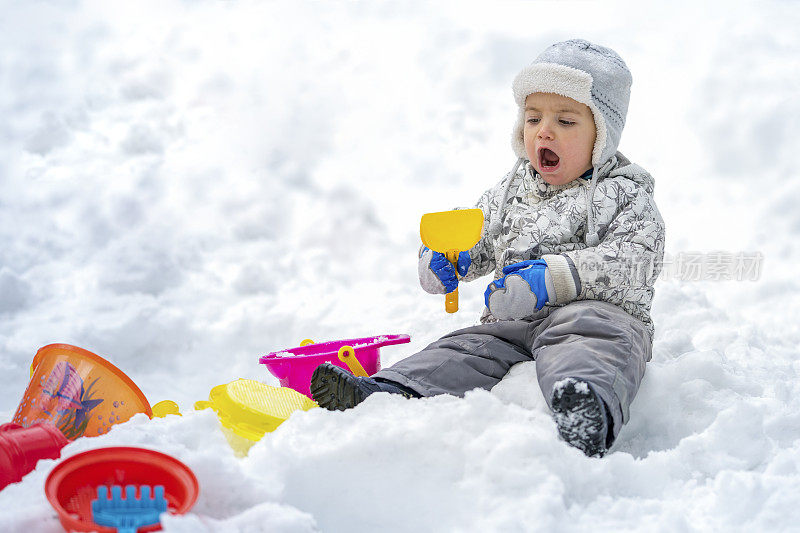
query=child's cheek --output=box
[524,136,538,169]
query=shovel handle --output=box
[445,249,460,313]
[445,288,458,313]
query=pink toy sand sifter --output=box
[259,334,410,398]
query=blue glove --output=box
[484,259,551,319]
[418,246,471,294]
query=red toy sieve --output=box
[45,447,198,532]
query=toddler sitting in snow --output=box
[310,39,665,457]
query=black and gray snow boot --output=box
[310,363,418,411]
[550,377,613,458]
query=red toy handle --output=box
[0,423,68,492]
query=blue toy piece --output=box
[91,484,168,533]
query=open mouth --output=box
[538,147,561,172]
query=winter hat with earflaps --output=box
[489,39,633,247]
[511,39,632,166]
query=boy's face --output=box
[523,92,596,186]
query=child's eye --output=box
[559,120,575,126]
[526,118,540,124]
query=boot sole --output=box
[310,364,370,411]
[551,379,608,458]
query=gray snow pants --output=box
[373,300,652,440]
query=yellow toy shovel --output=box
[420,208,484,313]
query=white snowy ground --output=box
[1,1,799,531]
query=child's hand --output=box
[484,260,552,319]
[418,246,471,294]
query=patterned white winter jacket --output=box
[463,152,665,339]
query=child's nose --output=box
[537,119,555,140]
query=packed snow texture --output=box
[2,1,800,531]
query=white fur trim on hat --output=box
[511,62,608,167]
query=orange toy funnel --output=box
[12,344,152,440]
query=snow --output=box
[268,351,297,359]
[1,0,800,531]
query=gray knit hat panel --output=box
[511,39,633,166]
